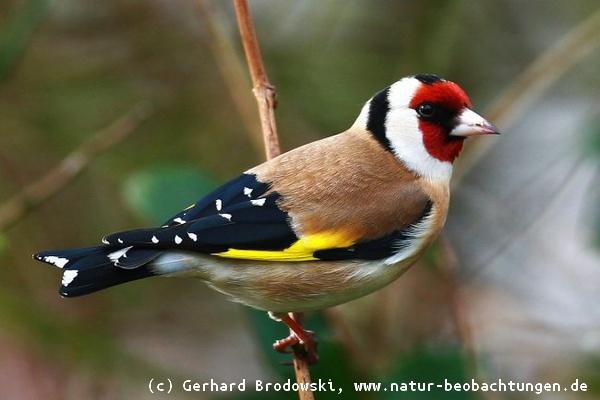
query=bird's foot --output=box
[269,312,319,364]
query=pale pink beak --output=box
[450,108,501,137]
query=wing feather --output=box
[102,173,299,261]
[102,167,434,265]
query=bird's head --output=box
[356,74,500,180]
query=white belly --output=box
[152,251,419,312]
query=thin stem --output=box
[231,1,314,399]
[232,0,281,160]
[290,312,315,399]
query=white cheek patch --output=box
[355,78,453,183]
[384,81,453,182]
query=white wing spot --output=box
[62,270,78,287]
[251,198,266,207]
[215,199,223,211]
[173,217,186,225]
[43,256,69,269]
[117,238,124,244]
[243,187,253,197]
[187,232,198,241]
[108,246,133,263]
[151,236,159,244]
[174,235,183,244]
[219,213,232,221]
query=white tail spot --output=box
[62,270,79,287]
[43,256,69,269]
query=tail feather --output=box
[34,246,158,297]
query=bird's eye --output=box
[417,103,436,119]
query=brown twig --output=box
[232,1,314,399]
[289,312,316,398]
[0,102,153,232]
[232,0,281,160]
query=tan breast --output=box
[248,127,448,244]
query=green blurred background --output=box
[1,0,599,399]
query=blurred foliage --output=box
[0,0,599,399]
[243,309,361,400]
[0,0,48,83]
[0,234,7,255]
[584,355,600,395]
[122,165,219,224]
[380,347,472,400]
[582,118,600,248]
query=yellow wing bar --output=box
[214,231,355,261]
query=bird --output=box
[34,74,499,362]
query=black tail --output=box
[33,246,158,297]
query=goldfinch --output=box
[34,74,499,358]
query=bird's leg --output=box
[269,312,319,364]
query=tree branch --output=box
[231,1,314,399]
[232,0,281,160]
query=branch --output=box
[232,1,314,399]
[0,102,152,232]
[232,0,281,160]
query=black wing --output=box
[102,173,299,264]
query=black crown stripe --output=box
[414,74,443,85]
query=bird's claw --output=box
[273,330,319,364]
